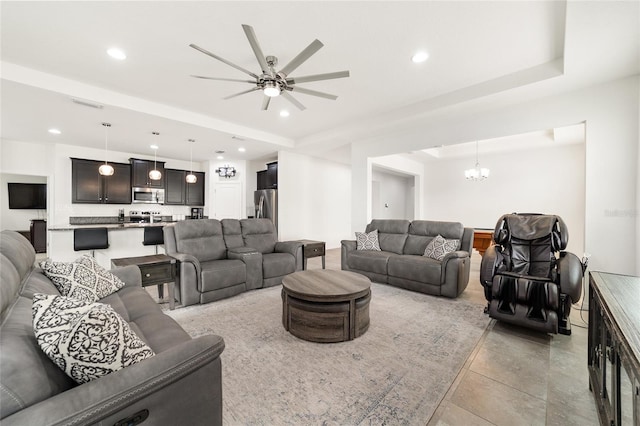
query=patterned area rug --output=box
[166,283,489,425]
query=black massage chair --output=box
[480,213,584,335]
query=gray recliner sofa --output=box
[163,218,302,307]
[341,219,473,298]
[0,230,224,425]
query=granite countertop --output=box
[49,222,176,231]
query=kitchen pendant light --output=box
[149,132,162,180]
[98,122,114,176]
[186,139,197,184]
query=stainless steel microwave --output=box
[132,187,165,204]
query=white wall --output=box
[351,76,639,275]
[278,151,351,249]
[423,142,585,255]
[372,169,415,220]
[0,173,47,231]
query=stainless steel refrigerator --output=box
[254,189,277,230]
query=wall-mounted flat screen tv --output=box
[8,183,47,209]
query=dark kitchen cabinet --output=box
[165,169,205,206]
[257,170,267,190]
[164,169,186,205]
[130,158,165,188]
[71,158,132,204]
[266,161,278,189]
[30,219,46,253]
[186,172,205,206]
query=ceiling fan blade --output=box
[191,75,255,83]
[286,70,350,85]
[241,24,271,75]
[189,44,259,79]
[223,87,261,100]
[279,39,324,76]
[281,91,306,111]
[261,96,271,111]
[290,86,338,100]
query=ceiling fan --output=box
[189,24,349,111]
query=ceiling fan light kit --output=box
[190,24,350,111]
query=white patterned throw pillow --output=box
[355,229,381,251]
[32,294,155,384]
[423,234,460,261]
[40,255,125,302]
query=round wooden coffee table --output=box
[282,270,371,343]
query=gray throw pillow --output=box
[423,234,460,261]
[355,229,381,251]
[32,293,155,384]
[40,255,125,302]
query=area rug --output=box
[166,283,490,425]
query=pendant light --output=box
[186,139,197,183]
[98,122,114,176]
[464,141,490,181]
[149,132,162,180]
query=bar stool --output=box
[73,227,109,257]
[143,226,165,299]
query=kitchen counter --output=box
[49,222,175,231]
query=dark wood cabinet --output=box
[257,162,277,190]
[30,219,46,253]
[71,158,132,204]
[130,158,165,188]
[186,171,205,206]
[165,169,205,206]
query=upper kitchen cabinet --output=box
[130,158,165,188]
[257,162,277,190]
[165,169,205,206]
[185,171,205,206]
[71,158,132,204]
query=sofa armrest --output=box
[110,264,142,288]
[1,334,225,426]
[167,252,201,277]
[275,241,304,271]
[440,250,472,298]
[228,247,263,290]
[341,240,356,271]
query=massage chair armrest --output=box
[110,264,142,288]
[1,335,225,426]
[480,245,500,301]
[558,251,583,302]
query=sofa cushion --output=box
[423,235,460,261]
[355,230,381,251]
[403,220,464,255]
[262,252,296,279]
[174,219,227,262]
[200,259,247,292]
[40,255,125,302]
[347,250,396,275]
[221,219,243,249]
[240,219,277,254]
[387,255,443,284]
[366,220,410,254]
[32,294,155,384]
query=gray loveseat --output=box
[341,219,473,298]
[163,218,303,307]
[0,230,224,425]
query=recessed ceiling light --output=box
[150,144,159,150]
[280,110,290,117]
[48,128,61,135]
[107,47,127,60]
[411,51,429,63]
[217,155,224,160]
[238,147,246,152]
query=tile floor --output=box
[306,248,599,426]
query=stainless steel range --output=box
[129,211,162,223]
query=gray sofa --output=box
[341,219,473,298]
[163,218,303,307]
[0,230,224,425]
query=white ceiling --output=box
[1,1,638,164]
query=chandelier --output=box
[465,141,490,181]
[215,165,236,178]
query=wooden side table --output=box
[111,254,177,310]
[298,239,326,270]
[472,229,494,257]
